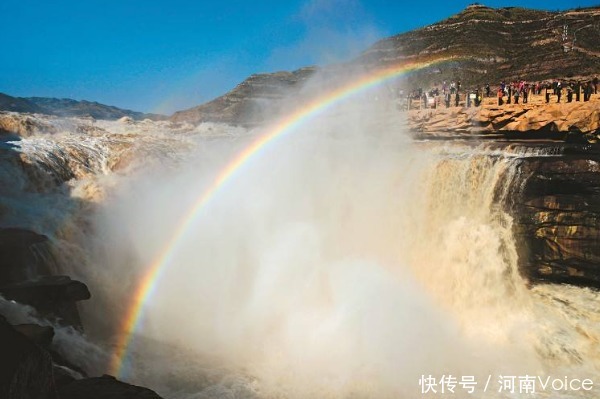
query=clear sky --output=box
[1,0,596,114]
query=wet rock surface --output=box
[0,315,57,399]
[0,112,57,138]
[513,152,600,287]
[58,375,164,399]
[0,228,53,283]
[0,212,163,398]
[0,276,91,328]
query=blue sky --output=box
[1,0,596,114]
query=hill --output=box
[172,4,600,126]
[0,92,165,121]
[359,4,600,87]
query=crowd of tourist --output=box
[398,77,598,110]
[496,79,597,105]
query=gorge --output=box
[0,4,600,399]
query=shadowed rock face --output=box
[0,228,52,283]
[514,152,600,287]
[0,276,91,328]
[58,375,163,399]
[0,316,57,399]
[0,227,90,328]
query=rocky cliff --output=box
[408,93,600,140]
[172,4,600,126]
[514,150,600,288]
[360,5,600,88]
[171,67,317,126]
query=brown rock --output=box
[0,112,57,138]
[513,156,600,287]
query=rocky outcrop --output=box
[0,316,164,399]
[0,276,91,328]
[409,96,600,139]
[513,151,600,287]
[12,324,55,348]
[360,5,600,88]
[58,375,164,399]
[0,225,160,397]
[0,228,53,283]
[0,112,58,138]
[171,67,317,126]
[0,315,57,399]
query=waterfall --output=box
[2,114,599,398]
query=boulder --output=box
[0,315,57,399]
[0,112,57,138]
[0,228,52,285]
[58,375,163,399]
[12,324,54,348]
[0,276,91,328]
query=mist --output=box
[68,68,572,399]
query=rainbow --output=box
[110,56,457,377]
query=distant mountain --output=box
[0,92,165,121]
[172,4,600,126]
[0,92,44,114]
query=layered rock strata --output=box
[513,150,600,288]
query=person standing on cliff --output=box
[507,84,512,104]
[498,87,504,106]
[584,81,592,101]
[575,81,581,102]
[514,88,520,104]
[545,84,551,103]
[594,76,598,94]
[557,84,562,103]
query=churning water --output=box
[2,110,599,399]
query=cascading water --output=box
[2,111,599,398]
